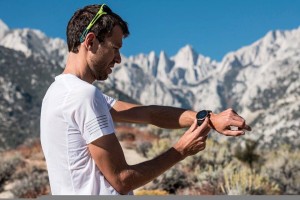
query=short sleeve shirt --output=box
[40,74,125,195]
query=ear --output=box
[84,32,96,50]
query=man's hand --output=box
[209,108,252,136]
[173,118,210,159]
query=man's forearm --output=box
[146,105,196,129]
[111,101,196,129]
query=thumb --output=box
[197,118,210,136]
[187,119,198,133]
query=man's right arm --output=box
[88,118,210,194]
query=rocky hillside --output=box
[108,27,300,147]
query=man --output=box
[40,4,251,195]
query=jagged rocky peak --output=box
[156,51,173,81]
[0,21,67,66]
[0,19,9,38]
[148,51,159,76]
[127,53,144,70]
[159,51,170,64]
[221,27,300,69]
[261,27,300,44]
[4,28,49,57]
[263,29,286,44]
[148,51,157,62]
[172,44,198,67]
[0,19,9,29]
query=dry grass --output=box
[134,189,169,195]
[220,161,281,195]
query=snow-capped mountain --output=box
[105,45,220,110]
[0,19,67,67]
[217,27,300,144]
[0,19,299,150]
[109,27,300,146]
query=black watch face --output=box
[196,110,208,120]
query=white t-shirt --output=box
[40,74,126,195]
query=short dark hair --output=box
[66,4,130,53]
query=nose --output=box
[114,50,121,64]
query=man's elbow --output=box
[113,177,133,195]
[114,186,132,195]
[107,169,133,195]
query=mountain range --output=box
[0,19,299,150]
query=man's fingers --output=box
[196,119,211,137]
[229,115,252,131]
[244,124,252,131]
[229,108,237,114]
[228,119,248,130]
[188,119,198,132]
[230,120,252,131]
[223,129,245,136]
[200,126,211,137]
[199,127,210,138]
[231,114,244,122]
[197,118,209,130]
[200,117,210,128]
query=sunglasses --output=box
[79,4,107,43]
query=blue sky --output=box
[0,0,299,61]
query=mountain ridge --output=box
[0,19,299,149]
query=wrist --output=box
[208,112,216,130]
[172,143,187,160]
[188,111,198,126]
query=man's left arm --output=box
[110,100,195,129]
[110,100,251,136]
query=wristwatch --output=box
[196,110,212,126]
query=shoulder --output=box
[53,74,104,107]
[70,84,104,108]
[62,75,102,98]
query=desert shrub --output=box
[232,138,264,169]
[11,167,49,198]
[117,132,135,142]
[147,125,165,138]
[178,137,280,195]
[131,129,300,195]
[182,138,233,171]
[136,141,152,158]
[0,154,23,192]
[146,138,171,158]
[182,138,232,194]
[188,164,224,195]
[264,144,300,194]
[149,168,191,194]
[220,161,280,195]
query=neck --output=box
[63,51,95,84]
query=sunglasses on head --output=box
[79,4,107,43]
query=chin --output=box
[97,75,108,81]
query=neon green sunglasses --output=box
[79,4,107,43]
